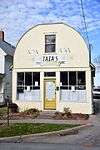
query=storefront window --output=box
[60,71,86,90]
[17,72,40,101]
[45,35,56,53]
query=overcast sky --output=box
[0,0,100,85]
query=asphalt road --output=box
[0,143,100,150]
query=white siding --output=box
[3,55,13,99]
[18,90,40,101]
[0,48,6,74]
[60,90,87,102]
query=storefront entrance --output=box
[44,79,56,110]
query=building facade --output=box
[0,31,15,104]
[13,23,94,114]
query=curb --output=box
[22,124,92,137]
[0,123,92,142]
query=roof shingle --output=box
[0,41,15,56]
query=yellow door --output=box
[44,80,56,110]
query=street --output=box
[1,114,100,150]
[0,143,100,150]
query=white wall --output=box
[0,48,6,74]
[14,23,89,69]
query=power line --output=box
[80,0,90,47]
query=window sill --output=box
[43,52,57,55]
[16,100,41,102]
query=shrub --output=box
[9,103,18,113]
[53,111,63,119]
[21,108,40,118]
[24,108,39,114]
[64,107,72,117]
[84,114,89,119]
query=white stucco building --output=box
[13,23,95,114]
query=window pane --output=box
[45,44,55,53]
[60,72,68,89]
[60,72,68,85]
[32,72,40,89]
[45,35,56,44]
[44,72,56,77]
[17,73,24,94]
[25,72,32,86]
[76,71,86,90]
[69,72,76,85]
[78,71,85,85]
[17,72,24,86]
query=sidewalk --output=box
[0,118,90,125]
[0,115,95,142]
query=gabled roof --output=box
[0,40,15,56]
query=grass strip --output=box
[0,123,79,137]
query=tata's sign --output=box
[43,55,58,62]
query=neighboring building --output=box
[93,86,100,99]
[0,31,15,104]
[13,23,95,114]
